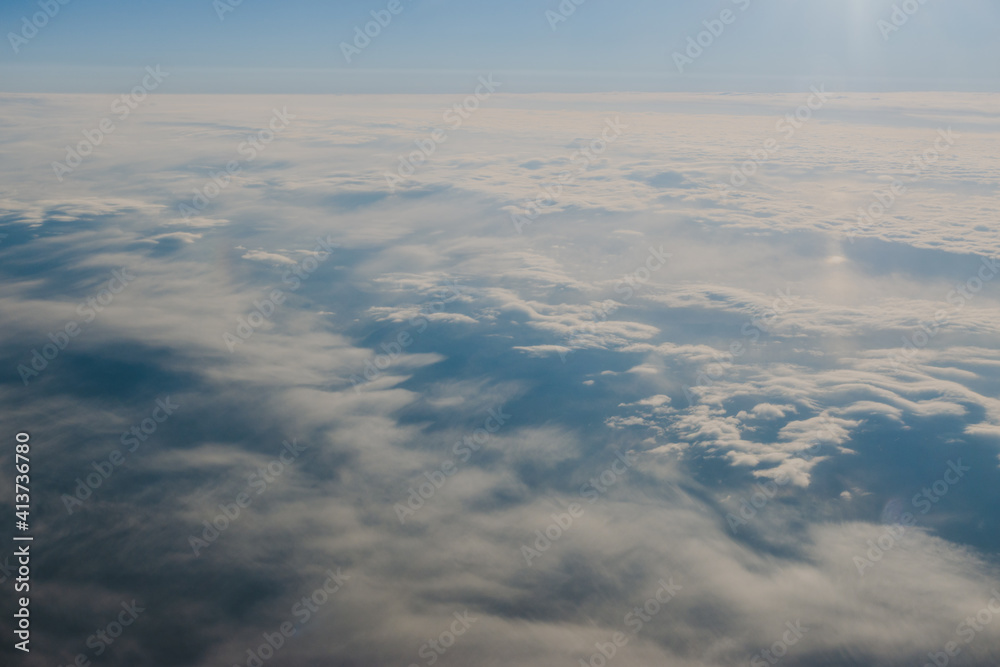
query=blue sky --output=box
[1,0,998,92]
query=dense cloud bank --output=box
[1,93,999,666]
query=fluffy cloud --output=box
[1,92,999,666]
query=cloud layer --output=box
[1,92,999,666]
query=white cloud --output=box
[3,92,1000,666]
